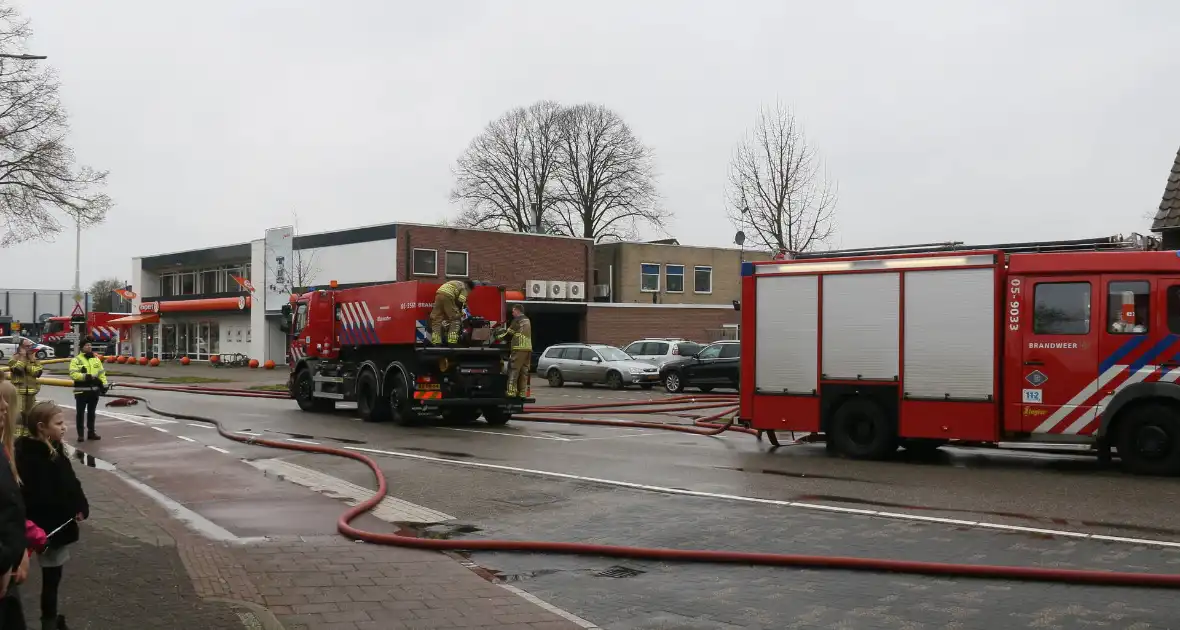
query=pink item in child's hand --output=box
[25,520,46,550]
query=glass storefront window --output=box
[162,324,177,360]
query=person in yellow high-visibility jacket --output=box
[69,338,108,442]
[7,339,42,435]
[495,304,532,398]
[429,279,474,345]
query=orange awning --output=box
[107,314,160,325]
[159,296,250,313]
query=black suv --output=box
[659,340,740,393]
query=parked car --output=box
[0,336,55,360]
[660,340,740,393]
[622,338,703,369]
[537,343,661,390]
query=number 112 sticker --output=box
[1022,389,1043,404]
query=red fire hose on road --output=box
[92,385,1180,589]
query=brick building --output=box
[125,222,593,362]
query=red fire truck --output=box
[41,311,130,356]
[282,280,529,425]
[738,234,1180,475]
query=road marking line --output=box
[499,583,599,628]
[151,427,169,433]
[237,430,261,436]
[188,423,215,430]
[345,445,1180,550]
[177,436,196,443]
[208,446,231,454]
[286,438,320,445]
[245,458,453,523]
[440,427,570,441]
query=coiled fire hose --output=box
[16,380,1162,589]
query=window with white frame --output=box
[445,251,469,277]
[694,266,713,294]
[665,265,685,293]
[413,249,438,276]
[640,263,660,292]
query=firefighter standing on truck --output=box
[429,279,475,345]
[496,304,532,398]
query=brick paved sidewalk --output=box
[15,449,590,629]
[16,463,249,629]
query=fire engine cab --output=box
[739,234,1180,475]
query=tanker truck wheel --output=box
[389,373,419,427]
[357,370,390,423]
[295,369,335,413]
[483,407,511,426]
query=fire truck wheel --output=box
[547,369,565,387]
[1116,403,1180,476]
[483,407,511,426]
[830,397,897,460]
[357,370,391,423]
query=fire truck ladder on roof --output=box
[790,233,1160,260]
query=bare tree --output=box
[726,101,836,255]
[451,100,564,233]
[88,277,129,312]
[0,6,110,246]
[551,103,663,241]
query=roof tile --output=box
[1152,146,1180,231]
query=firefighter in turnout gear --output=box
[69,337,108,442]
[495,304,532,398]
[8,338,42,433]
[429,279,474,345]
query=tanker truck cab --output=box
[284,280,530,426]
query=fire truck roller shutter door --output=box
[755,274,819,394]
[822,273,900,380]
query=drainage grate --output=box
[594,565,644,578]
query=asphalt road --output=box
[37,380,1180,629]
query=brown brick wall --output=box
[584,305,739,347]
[396,224,592,291]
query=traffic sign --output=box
[70,303,85,317]
[11,322,19,332]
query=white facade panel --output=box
[822,273,900,380]
[296,239,397,288]
[755,275,819,393]
[903,268,995,399]
[263,226,295,312]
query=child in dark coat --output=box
[15,401,89,630]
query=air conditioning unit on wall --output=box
[526,280,547,299]
[548,281,569,300]
[567,281,585,301]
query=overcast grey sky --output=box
[1,0,1177,290]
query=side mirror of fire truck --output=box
[279,304,291,333]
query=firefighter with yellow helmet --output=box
[495,303,532,398]
[429,279,475,345]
